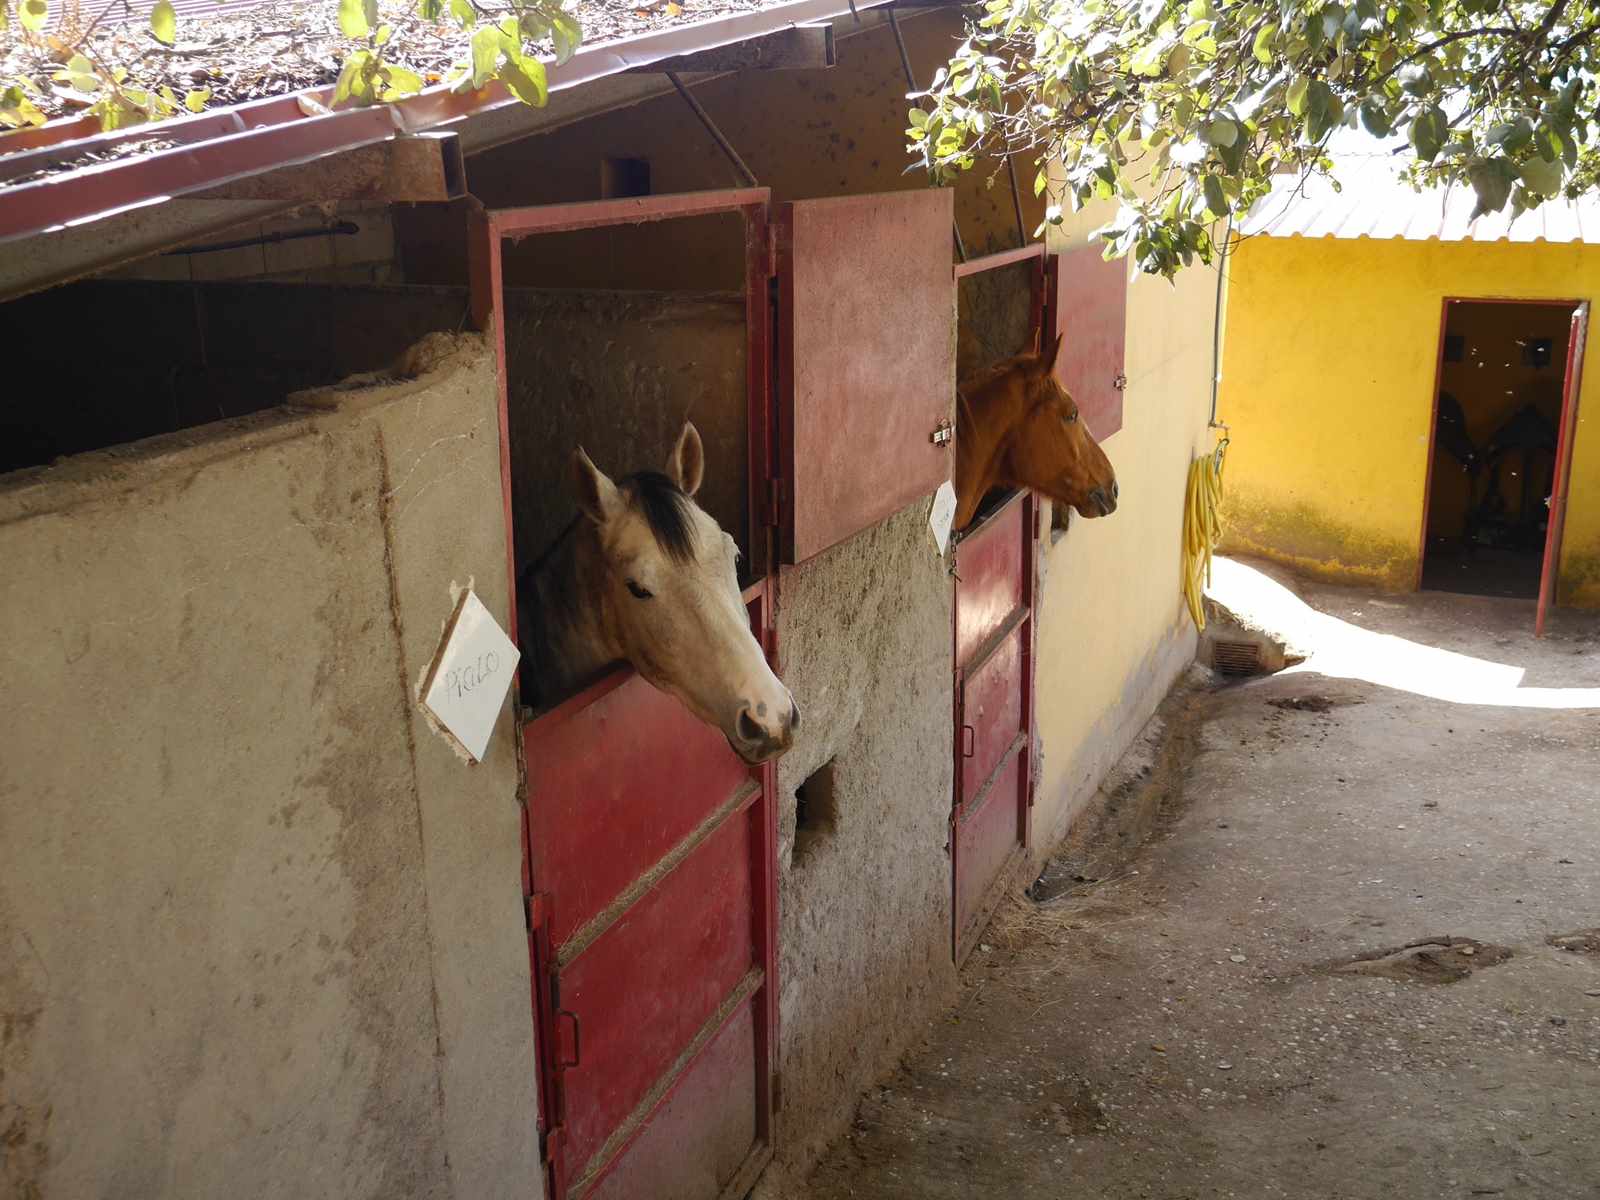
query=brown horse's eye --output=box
[626,579,654,600]
[1063,409,1078,425]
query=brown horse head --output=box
[953,333,1119,530]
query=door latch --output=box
[930,419,954,446]
[1113,372,1128,391]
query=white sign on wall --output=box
[421,590,520,763]
[929,480,958,555]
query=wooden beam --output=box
[628,24,835,72]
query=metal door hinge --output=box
[930,418,953,446]
[1113,371,1127,391]
[525,892,548,933]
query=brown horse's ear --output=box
[665,421,705,497]
[572,447,621,525]
[1036,330,1065,378]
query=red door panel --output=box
[525,673,751,948]
[953,495,1026,669]
[557,806,757,1175]
[951,490,1036,965]
[587,1001,758,1200]
[778,189,956,563]
[960,623,1025,802]
[1051,245,1127,440]
[955,752,1025,950]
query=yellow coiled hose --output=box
[1182,438,1227,632]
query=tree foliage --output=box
[911,0,1600,276]
[1,0,579,133]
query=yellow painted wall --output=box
[1219,235,1600,605]
[1031,206,1218,848]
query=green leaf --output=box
[551,11,582,66]
[1203,173,1227,218]
[471,26,501,88]
[500,57,547,106]
[334,49,374,104]
[20,0,47,32]
[1204,117,1237,148]
[338,0,369,38]
[1466,157,1514,217]
[1398,64,1431,96]
[381,66,425,99]
[375,23,393,45]
[184,87,210,112]
[1286,76,1308,117]
[150,0,176,45]
[450,0,475,27]
[1358,96,1389,136]
[1408,104,1446,162]
[1251,22,1274,64]
[1518,154,1562,198]
[63,53,100,93]
[0,85,48,128]
[420,0,443,17]
[1033,167,1047,197]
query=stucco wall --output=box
[1026,211,1215,852]
[757,501,956,1193]
[1218,235,1600,604]
[503,289,752,577]
[398,10,1045,292]
[0,335,539,1199]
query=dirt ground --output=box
[801,561,1600,1200]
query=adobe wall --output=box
[0,335,540,1199]
[756,501,956,1193]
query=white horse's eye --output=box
[626,579,654,600]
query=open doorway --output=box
[1422,299,1578,599]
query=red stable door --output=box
[471,191,780,1200]
[950,489,1039,964]
[521,581,778,1200]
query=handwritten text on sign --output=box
[421,590,520,763]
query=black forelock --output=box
[620,470,697,563]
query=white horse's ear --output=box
[666,421,705,497]
[573,447,621,525]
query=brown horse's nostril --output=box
[1110,480,1119,501]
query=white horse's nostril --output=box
[788,699,802,732]
[737,707,765,744]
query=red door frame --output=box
[467,188,780,1199]
[1417,296,1587,631]
[1537,302,1590,636]
[947,242,1047,964]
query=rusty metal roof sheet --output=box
[0,0,894,246]
[1240,154,1600,245]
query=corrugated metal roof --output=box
[1239,154,1600,244]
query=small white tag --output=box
[421,590,520,763]
[929,480,958,555]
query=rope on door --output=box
[1183,429,1229,631]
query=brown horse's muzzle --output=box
[1082,479,1119,517]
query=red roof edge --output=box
[0,0,895,245]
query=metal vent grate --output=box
[1212,640,1262,676]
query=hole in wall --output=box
[792,758,838,868]
[600,156,651,199]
